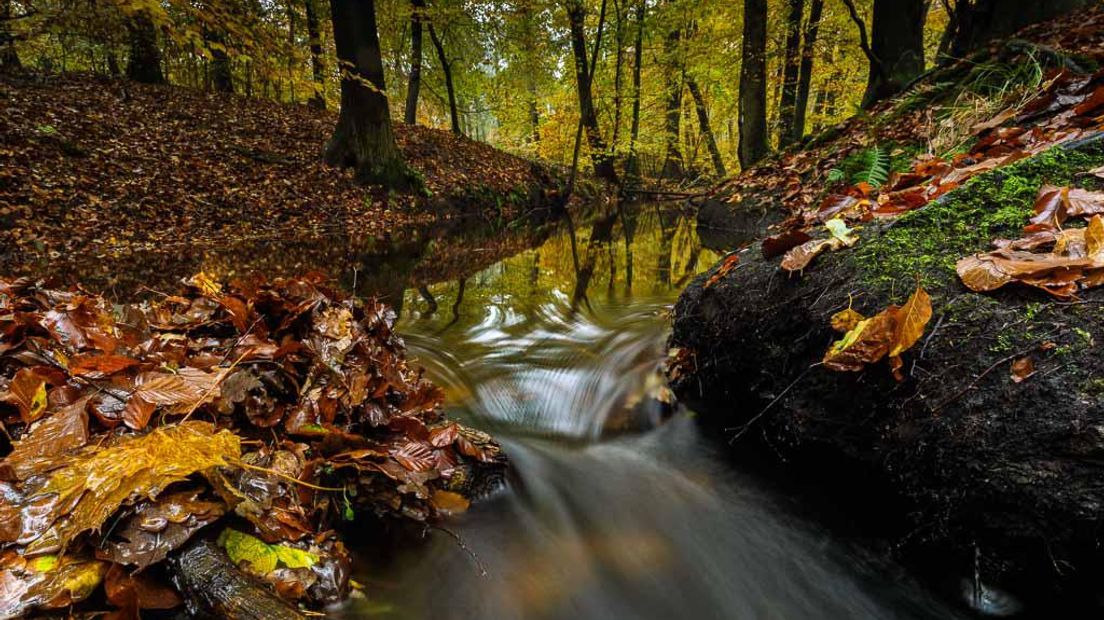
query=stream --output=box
[6,201,964,618]
[330,204,960,619]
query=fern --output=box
[852,145,890,188]
[826,168,845,184]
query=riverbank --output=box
[0,73,596,269]
[669,5,1104,615]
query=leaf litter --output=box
[0,273,505,617]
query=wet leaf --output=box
[68,354,139,379]
[4,369,49,424]
[103,488,226,569]
[0,396,90,481]
[823,312,897,372]
[2,422,239,553]
[218,528,319,575]
[430,490,470,515]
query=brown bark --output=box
[660,24,684,179]
[738,0,768,169]
[843,0,925,107]
[304,0,326,109]
[624,0,645,181]
[687,78,726,177]
[777,0,804,147]
[324,0,414,189]
[566,0,618,183]
[404,0,425,124]
[427,22,461,135]
[126,10,164,84]
[791,0,823,143]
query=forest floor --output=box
[671,4,1104,614]
[0,73,581,269]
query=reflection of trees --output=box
[570,209,620,310]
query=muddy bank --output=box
[669,138,1104,612]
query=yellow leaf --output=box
[29,382,47,421]
[186,272,222,297]
[890,286,933,357]
[5,422,240,554]
[830,308,865,333]
[1087,215,1104,262]
[430,490,470,515]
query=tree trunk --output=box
[566,0,618,183]
[660,25,684,179]
[792,0,823,143]
[427,23,461,135]
[624,0,645,182]
[528,85,541,144]
[126,11,164,84]
[777,0,804,147]
[738,0,768,169]
[0,0,21,72]
[324,0,414,189]
[208,30,233,93]
[404,0,425,124]
[610,0,627,155]
[860,0,925,107]
[687,78,725,177]
[304,0,326,109]
[949,0,1093,57]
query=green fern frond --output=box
[852,145,890,188]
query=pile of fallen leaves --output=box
[0,273,504,617]
[766,63,1104,274]
[0,73,563,263]
[957,184,1104,297]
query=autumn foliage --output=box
[0,274,504,616]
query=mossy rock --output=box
[671,136,1104,611]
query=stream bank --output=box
[670,135,1104,615]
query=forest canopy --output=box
[0,0,1091,182]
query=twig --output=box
[432,525,488,577]
[931,348,1028,413]
[180,349,252,423]
[727,364,819,443]
[233,461,346,492]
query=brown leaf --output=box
[68,354,140,379]
[103,489,226,570]
[1025,186,1069,232]
[761,230,812,259]
[430,490,469,515]
[104,563,182,610]
[781,238,840,272]
[3,368,49,424]
[889,286,932,357]
[0,396,90,481]
[830,308,865,333]
[1010,357,1036,383]
[822,311,897,372]
[704,254,740,288]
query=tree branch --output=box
[840,0,879,68]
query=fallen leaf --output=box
[1010,357,1035,383]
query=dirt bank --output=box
[670,136,1104,611]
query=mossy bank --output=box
[670,137,1104,614]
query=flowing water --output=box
[326,204,960,620]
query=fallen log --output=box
[171,539,305,620]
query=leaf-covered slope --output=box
[0,73,568,264]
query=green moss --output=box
[854,140,1104,298]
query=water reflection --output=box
[337,205,956,620]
